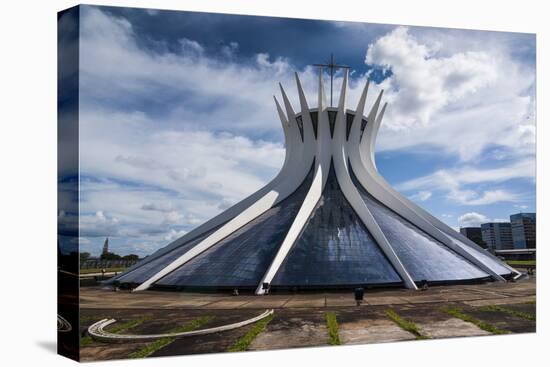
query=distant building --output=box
[460,227,486,248]
[510,213,536,249]
[102,237,109,255]
[481,222,513,250]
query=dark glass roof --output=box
[154,163,315,288]
[349,166,491,282]
[114,226,219,285]
[272,162,402,287]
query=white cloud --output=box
[79,211,120,237]
[409,190,432,201]
[463,190,519,205]
[365,26,535,163]
[179,38,204,56]
[141,202,175,212]
[162,210,183,224]
[458,212,509,227]
[75,8,535,255]
[513,204,529,210]
[164,229,187,242]
[366,26,497,127]
[458,212,490,227]
[77,8,302,253]
[80,112,285,206]
[221,41,239,58]
[78,237,91,245]
[396,159,533,205]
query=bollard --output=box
[354,287,364,306]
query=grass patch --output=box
[227,314,274,352]
[505,260,536,266]
[128,316,213,359]
[386,309,429,340]
[80,335,94,347]
[80,314,103,324]
[479,305,536,321]
[441,306,510,335]
[80,267,127,274]
[525,300,536,305]
[81,316,151,346]
[325,312,341,345]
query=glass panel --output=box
[328,110,337,138]
[295,115,304,142]
[444,234,514,277]
[309,111,318,139]
[114,227,219,285]
[360,119,367,140]
[272,162,402,287]
[155,164,315,288]
[350,168,491,282]
[346,112,354,140]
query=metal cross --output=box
[313,53,350,107]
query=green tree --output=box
[100,252,121,260]
[122,254,139,261]
[79,252,91,262]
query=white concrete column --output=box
[133,84,315,291]
[332,71,417,290]
[352,84,513,280]
[116,95,297,280]
[255,70,333,295]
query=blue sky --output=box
[76,5,536,257]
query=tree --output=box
[100,252,121,261]
[122,254,139,261]
[79,252,91,262]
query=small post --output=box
[354,287,364,306]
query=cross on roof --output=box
[313,53,350,107]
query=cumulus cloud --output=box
[366,27,497,127]
[141,202,175,212]
[458,212,489,227]
[79,211,120,237]
[78,8,296,254]
[164,229,187,242]
[409,190,432,202]
[75,8,535,256]
[458,212,508,227]
[396,159,533,205]
[365,27,535,163]
[179,38,204,56]
[221,41,239,58]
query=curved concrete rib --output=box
[57,314,72,333]
[88,309,274,343]
[353,87,514,279]
[115,97,298,281]
[255,71,332,295]
[134,86,315,291]
[332,71,417,290]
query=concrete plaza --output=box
[79,277,536,361]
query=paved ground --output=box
[79,277,536,361]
